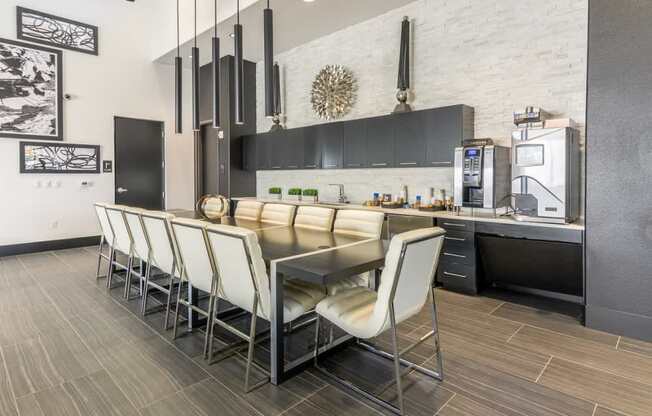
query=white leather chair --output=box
[169,218,216,358]
[314,227,446,415]
[327,209,385,295]
[132,210,180,329]
[122,207,148,299]
[93,203,114,280]
[293,206,335,231]
[234,200,264,221]
[204,224,326,392]
[260,203,296,225]
[104,205,134,291]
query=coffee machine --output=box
[453,140,511,210]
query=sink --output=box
[315,201,351,206]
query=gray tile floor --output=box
[1,247,651,416]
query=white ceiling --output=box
[155,0,415,66]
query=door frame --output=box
[113,116,166,209]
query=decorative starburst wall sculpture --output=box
[310,65,357,120]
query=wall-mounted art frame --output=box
[17,7,99,56]
[20,141,100,174]
[0,38,63,141]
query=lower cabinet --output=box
[436,219,479,294]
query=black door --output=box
[114,117,165,210]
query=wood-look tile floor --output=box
[1,247,651,416]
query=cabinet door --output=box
[342,119,367,168]
[302,127,322,169]
[425,106,463,167]
[255,134,270,170]
[394,111,426,167]
[366,116,395,168]
[284,129,304,169]
[268,131,284,170]
[317,123,342,169]
[242,135,257,172]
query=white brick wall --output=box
[255,0,588,206]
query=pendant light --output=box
[212,0,220,128]
[270,61,283,131]
[174,0,182,133]
[234,0,244,125]
[263,0,274,117]
[393,16,412,113]
[191,0,200,130]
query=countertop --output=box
[232,197,585,232]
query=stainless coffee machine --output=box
[454,140,511,209]
[511,127,580,223]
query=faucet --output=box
[329,184,348,203]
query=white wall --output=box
[255,0,588,205]
[0,0,195,246]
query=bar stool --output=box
[313,227,446,415]
[140,211,180,329]
[93,203,114,280]
[327,209,385,295]
[234,200,264,221]
[260,203,297,225]
[293,206,335,231]
[123,207,148,299]
[104,205,134,291]
[204,224,326,392]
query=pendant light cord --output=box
[176,0,180,57]
[237,0,240,24]
[214,0,218,37]
[194,0,197,48]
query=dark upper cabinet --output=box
[394,111,427,167]
[284,128,304,169]
[268,131,284,170]
[365,116,395,168]
[255,134,270,170]
[342,119,367,168]
[302,127,322,169]
[311,123,342,169]
[424,105,474,166]
[242,135,257,172]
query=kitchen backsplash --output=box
[257,167,453,204]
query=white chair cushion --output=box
[261,203,296,225]
[283,280,326,323]
[315,287,378,339]
[234,201,264,221]
[333,210,384,239]
[294,206,335,231]
[326,273,370,296]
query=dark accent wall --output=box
[586,0,652,341]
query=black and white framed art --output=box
[17,7,99,55]
[0,38,63,141]
[20,142,100,174]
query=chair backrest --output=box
[105,205,132,254]
[94,203,114,246]
[261,203,296,225]
[205,224,271,320]
[170,218,215,294]
[123,207,149,261]
[234,200,264,221]
[294,206,336,231]
[371,228,445,335]
[141,211,177,275]
[333,210,384,239]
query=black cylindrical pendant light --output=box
[191,0,200,131]
[211,0,220,128]
[263,0,274,117]
[174,0,182,134]
[273,62,281,115]
[397,16,410,90]
[234,0,244,125]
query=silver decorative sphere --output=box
[396,89,409,103]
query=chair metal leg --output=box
[430,286,444,378]
[140,261,153,316]
[123,255,134,299]
[163,271,175,330]
[207,296,219,363]
[244,298,268,393]
[313,315,321,366]
[106,247,115,289]
[203,294,215,359]
[389,305,405,415]
[172,280,183,340]
[95,236,105,279]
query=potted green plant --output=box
[302,188,318,203]
[287,188,302,201]
[268,187,282,200]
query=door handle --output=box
[117,187,128,194]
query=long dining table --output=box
[169,210,387,384]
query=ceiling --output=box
[155,0,415,66]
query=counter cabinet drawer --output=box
[437,262,477,294]
[438,218,475,233]
[440,244,475,266]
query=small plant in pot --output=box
[287,188,302,201]
[302,188,318,203]
[268,187,282,200]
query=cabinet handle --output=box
[325,164,337,168]
[347,163,361,167]
[287,165,298,168]
[372,163,388,167]
[443,222,466,228]
[305,164,316,168]
[272,166,281,169]
[443,271,467,279]
[444,252,466,259]
[444,236,466,242]
[399,162,417,166]
[431,161,452,165]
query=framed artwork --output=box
[20,142,100,174]
[17,7,99,56]
[0,38,63,141]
